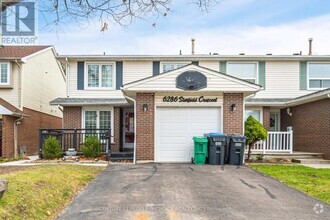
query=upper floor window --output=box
[227,62,257,83]
[161,62,189,73]
[0,62,10,85]
[308,63,330,89]
[86,63,114,89]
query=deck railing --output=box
[248,130,293,154]
[39,128,112,160]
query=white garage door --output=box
[156,107,221,162]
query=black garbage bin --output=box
[228,134,246,165]
[206,133,227,165]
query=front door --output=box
[123,109,134,148]
[270,112,280,131]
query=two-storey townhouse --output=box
[52,54,330,162]
[0,46,66,158]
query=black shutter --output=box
[116,61,123,89]
[153,61,160,76]
[77,61,84,90]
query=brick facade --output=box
[1,108,62,157]
[223,93,244,135]
[136,93,155,161]
[263,106,270,130]
[62,106,121,152]
[281,99,330,159]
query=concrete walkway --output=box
[302,164,330,169]
[58,164,329,220]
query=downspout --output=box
[121,90,137,164]
[14,114,24,158]
[15,60,23,109]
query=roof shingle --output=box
[0,45,51,59]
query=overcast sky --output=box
[38,0,330,56]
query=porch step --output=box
[292,158,330,164]
[110,152,133,160]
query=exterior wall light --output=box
[231,103,237,112]
[143,104,148,112]
[286,108,292,116]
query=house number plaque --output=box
[163,96,218,103]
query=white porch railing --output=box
[247,131,293,154]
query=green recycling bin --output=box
[192,137,208,165]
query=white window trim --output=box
[160,61,191,73]
[226,61,259,84]
[85,62,116,90]
[245,107,263,124]
[307,62,330,90]
[0,62,11,86]
[82,106,115,143]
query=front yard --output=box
[0,165,105,219]
[249,164,330,204]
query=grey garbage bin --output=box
[206,133,228,165]
[228,134,246,165]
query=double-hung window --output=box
[161,62,189,73]
[227,62,258,83]
[308,63,330,89]
[0,62,10,86]
[86,63,114,89]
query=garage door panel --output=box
[156,107,221,162]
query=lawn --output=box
[0,165,105,219]
[249,164,330,204]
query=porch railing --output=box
[39,128,112,160]
[247,130,293,154]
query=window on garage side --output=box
[245,109,261,122]
[308,63,330,89]
[227,62,258,83]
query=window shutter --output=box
[192,61,199,66]
[153,61,160,76]
[77,61,84,90]
[300,61,307,90]
[220,61,227,73]
[116,61,123,90]
[258,62,266,88]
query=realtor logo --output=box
[0,0,38,45]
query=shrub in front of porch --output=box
[42,136,63,159]
[245,115,267,160]
[82,136,101,158]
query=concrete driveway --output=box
[58,164,329,220]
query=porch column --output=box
[136,93,155,161]
[223,93,244,135]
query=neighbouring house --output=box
[50,49,330,162]
[0,46,66,158]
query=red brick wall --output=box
[136,93,154,160]
[223,93,244,135]
[1,115,15,157]
[62,106,121,152]
[263,106,270,130]
[63,106,81,129]
[281,99,330,159]
[1,108,62,157]
[18,108,62,156]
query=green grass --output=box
[249,164,330,204]
[0,165,105,219]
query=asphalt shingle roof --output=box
[50,98,128,105]
[0,45,51,59]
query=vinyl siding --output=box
[22,49,65,118]
[67,61,124,98]
[253,61,313,99]
[0,62,20,108]
[199,61,220,71]
[123,61,152,84]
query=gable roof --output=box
[121,64,261,95]
[0,46,52,60]
[0,98,24,116]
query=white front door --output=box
[156,107,221,162]
[123,108,134,148]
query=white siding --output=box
[22,49,66,118]
[67,61,124,98]
[123,61,152,84]
[0,62,20,108]
[199,61,219,71]
[254,61,313,99]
